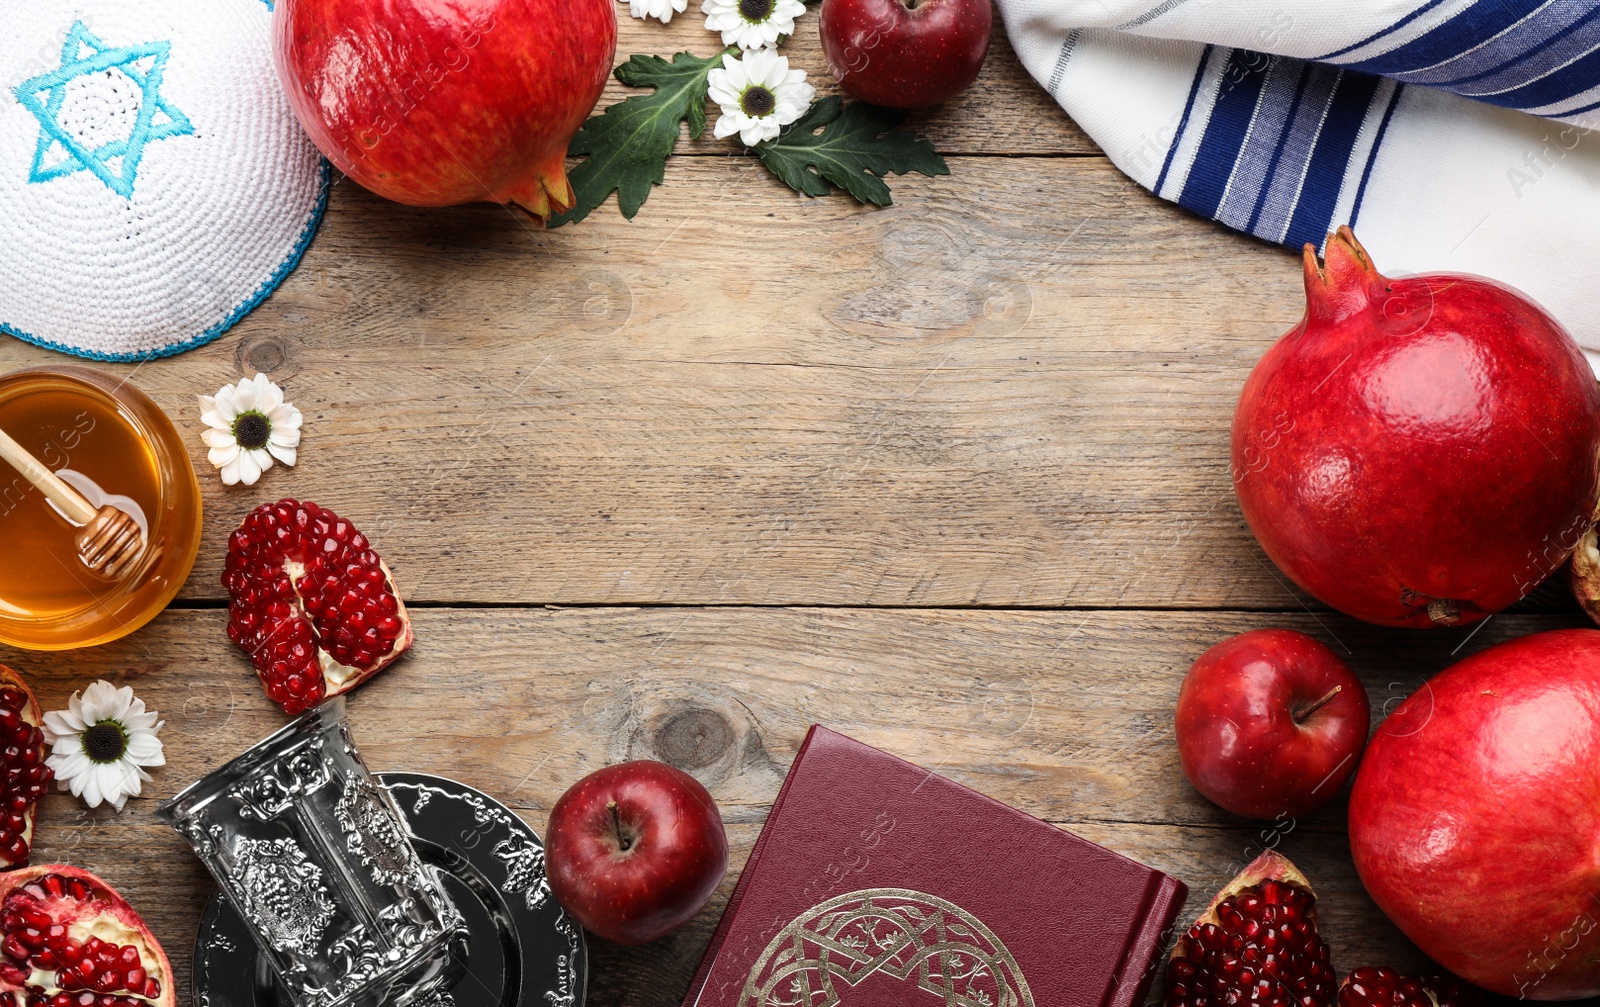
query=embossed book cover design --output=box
[684,726,1188,1007]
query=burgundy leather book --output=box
[682,725,1188,1007]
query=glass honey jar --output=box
[0,366,202,649]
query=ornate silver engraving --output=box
[193,772,585,1007]
[234,836,337,955]
[391,779,552,910]
[177,814,219,858]
[493,833,552,910]
[318,912,459,1007]
[231,739,333,820]
[166,707,470,1007]
[546,908,582,1007]
[337,772,421,887]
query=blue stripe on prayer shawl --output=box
[1349,84,1406,232]
[1282,71,1383,248]
[1154,44,1215,196]
[1314,0,1456,61]
[1173,49,1391,252]
[1245,62,1313,234]
[1462,40,1600,107]
[1178,49,1273,219]
[1338,0,1533,74]
[1323,0,1600,111]
[1402,1,1596,87]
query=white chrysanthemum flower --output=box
[703,0,807,49]
[708,50,816,146]
[42,681,165,813]
[631,0,688,23]
[198,373,303,487]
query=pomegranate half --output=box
[273,0,617,220]
[1232,227,1600,627]
[1348,629,1600,998]
[0,665,49,870]
[0,866,174,1007]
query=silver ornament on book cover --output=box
[741,888,1034,1007]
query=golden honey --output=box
[0,367,201,649]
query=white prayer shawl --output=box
[997,0,1600,367]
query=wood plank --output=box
[46,820,1441,1007]
[1,157,1335,609]
[8,607,1582,829]
[606,8,1099,156]
[4,608,1586,1005]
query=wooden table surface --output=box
[0,10,1585,1007]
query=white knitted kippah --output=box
[0,0,325,360]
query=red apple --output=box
[1350,628,1600,999]
[1176,629,1370,820]
[819,0,992,109]
[545,760,728,945]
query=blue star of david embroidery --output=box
[13,21,194,199]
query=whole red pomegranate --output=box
[274,0,616,220]
[1348,629,1600,998]
[1232,227,1600,627]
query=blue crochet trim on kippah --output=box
[0,159,330,362]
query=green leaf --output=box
[754,97,949,207]
[549,50,728,228]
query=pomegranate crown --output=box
[1303,226,1392,324]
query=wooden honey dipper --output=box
[0,426,144,578]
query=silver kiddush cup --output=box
[157,698,467,1007]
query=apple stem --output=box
[608,800,633,852]
[1293,685,1342,723]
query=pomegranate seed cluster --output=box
[1337,968,1479,1007]
[1166,878,1334,1007]
[224,500,406,715]
[0,689,48,866]
[0,874,161,1007]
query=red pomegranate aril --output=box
[0,668,49,872]
[1167,852,1334,1007]
[1337,968,1480,1007]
